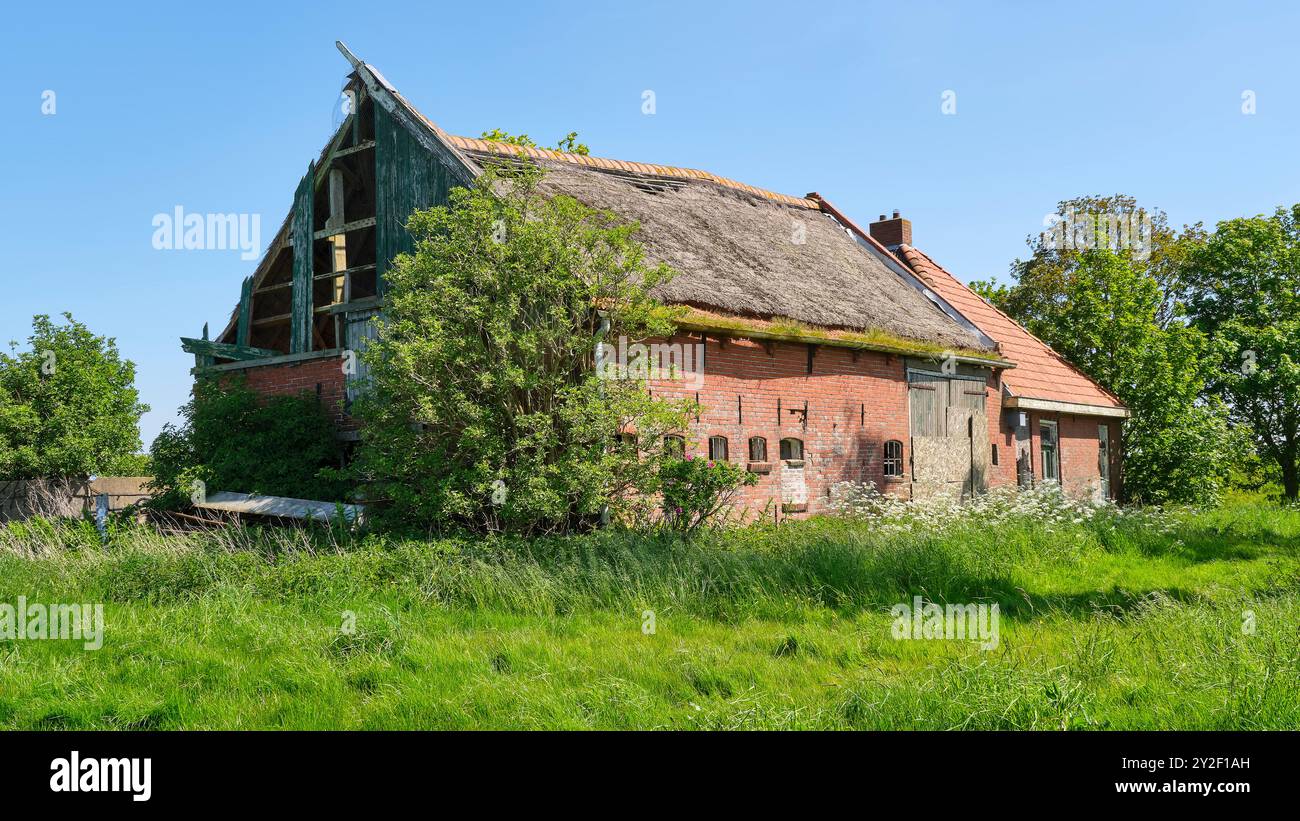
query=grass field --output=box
[0,493,1296,729]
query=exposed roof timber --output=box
[215,100,369,345]
[312,216,376,241]
[335,40,478,185]
[181,337,280,361]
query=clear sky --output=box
[5,0,1297,447]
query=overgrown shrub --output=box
[148,377,347,507]
[660,452,758,532]
[349,165,693,535]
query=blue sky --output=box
[5,0,1297,447]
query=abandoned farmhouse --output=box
[182,43,1128,517]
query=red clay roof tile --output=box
[896,244,1124,410]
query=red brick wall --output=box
[221,353,352,428]
[1022,411,1121,501]
[646,335,924,520]
[222,336,1119,513]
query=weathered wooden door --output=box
[344,308,380,405]
[908,371,989,500]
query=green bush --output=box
[350,166,693,535]
[0,313,148,479]
[659,452,758,532]
[148,377,347,507]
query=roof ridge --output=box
[447,134,819,210]
[897,243,1125,406]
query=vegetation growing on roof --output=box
[677,310,1002,363]
[480,129,590,156]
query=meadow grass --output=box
[0,495,1296,729]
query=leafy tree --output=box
[1184,205,1300,500]
[350,166,696,535]
[1033,249,1232,504]
[970,194,1204,330]
[660,452,758,532]
[975,199,1234,505]
[148,377,346,507]
[0,313,148,480]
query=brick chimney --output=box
[869,210,911,248]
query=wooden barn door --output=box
[908,371,989,500]
[344,308,381,405]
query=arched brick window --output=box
[708,436,729,461]
[748,436,767,462]
[883,440,904,477]
[664,434,685,457]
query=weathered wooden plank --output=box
[375,104,458,297]
[180,338,280,361]
[290,162,315,353]
[333,140,374,159]
[327,168,346,230]
[313,216,375,240]
[236,276,253,347]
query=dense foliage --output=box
[0,313,148,480]
[148,377,346,507]
[1185,206,1300,500]
[971,197,1237,505]
[660,452,758,532]
[350,166,704,535]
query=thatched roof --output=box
[506,158,990,351]
[210,46,994,356]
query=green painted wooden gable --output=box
[373,104,470,297]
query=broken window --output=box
[780,438,803,461]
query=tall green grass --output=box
[0,499,1295,729]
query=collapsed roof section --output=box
[185,41,1009,372]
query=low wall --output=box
[0,477,153,522]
